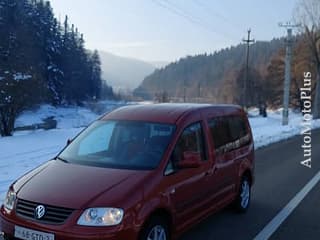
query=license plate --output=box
[14,226,55,240]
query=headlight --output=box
[4,189,16,212]
[77,208,124,226]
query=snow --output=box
[249,108,320,148]
[0,129,80,201]
[15,105,99,129]
[0,73,32,82]
[4,95,12,103]
[0,104,320,202]
[13,73,32,81]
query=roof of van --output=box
[101,103,243,124]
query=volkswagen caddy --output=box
[1,103,255,240]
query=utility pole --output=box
[198,83,201,103]
[279,22,299,125]
[183,78,186,102]
[242,29,255,110]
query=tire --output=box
[139,216,169,240]
[234,176,251,213]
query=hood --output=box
[16,160,150,209]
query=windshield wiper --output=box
[56,157,69,163]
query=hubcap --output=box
[240,180,250,209]
[147,225,167,240]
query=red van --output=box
[1,104,254,240]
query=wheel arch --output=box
[242,169,253,185]
[139,207,173,239]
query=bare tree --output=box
[0,77,36,136]
[294,0,320,118]
[155,91,170,103]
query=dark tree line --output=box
[0,0,114,136]
[134,39,284,104]
[135,34,319,113]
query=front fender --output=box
[135,190,173,228]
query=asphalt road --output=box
[1,129,319,240]
[179,129,320,240]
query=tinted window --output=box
[228,116,247,142]
[208,116,250,153]
[208,117,230,149]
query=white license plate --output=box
[14,226,55,240]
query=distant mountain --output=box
[99,51,156,91]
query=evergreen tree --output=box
[90,50,102,100]
[0,0,113,136]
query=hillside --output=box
[99,51,157,91]
[134,38,284,102]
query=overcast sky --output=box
[49,0,298,62]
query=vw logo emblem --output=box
[34,205,46,219]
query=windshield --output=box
[58,120,176,170]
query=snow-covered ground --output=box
[15,105,97,129]
[249,108,320,148]
[0,104,320,202]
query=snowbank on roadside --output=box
[15,105,98,129]
[14,101,127,129]
[249,108,320,148]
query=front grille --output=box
[15,198,73,224]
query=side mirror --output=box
[177,151,201,168]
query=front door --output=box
[163,122,211,232]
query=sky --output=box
[49,0,298,62]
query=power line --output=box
[151,0,237,41]
[192,0,243,31]
[162,0,203,22]
[161,0,237,40]
[152,0,212,33]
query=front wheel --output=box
[234,176,251,212]
[140,217,169,240]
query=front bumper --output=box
[0,206,138,240]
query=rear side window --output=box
[208,117,231,149]
[228,116,248,142]
[208,116,250,153]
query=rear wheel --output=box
[140,217,169,240]
[234,176,251,212]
